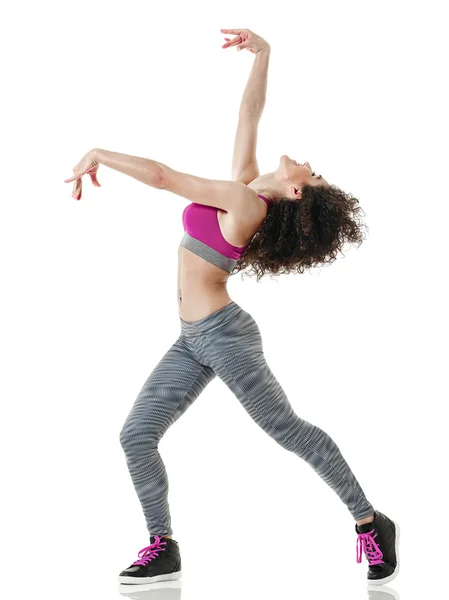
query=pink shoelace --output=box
[132,535,168,567]
[356,529,384,566]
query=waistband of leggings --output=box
[180,301,242,336]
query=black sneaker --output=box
[355,510,400,586]
[118,535,182,585]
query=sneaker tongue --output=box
[357,521,375,533]
[150,535,171,544]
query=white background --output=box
[1,1,448,599]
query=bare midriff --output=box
[177,207,262,323]
[177,245,233,322]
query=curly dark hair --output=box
[231,183,368,281]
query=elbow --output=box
[156,165,166,190]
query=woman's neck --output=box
[247,172,287,202]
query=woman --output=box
[65,28,399,588]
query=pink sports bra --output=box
[180,194,271,273]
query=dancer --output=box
[65,28,399,587]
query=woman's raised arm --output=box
[220,29,270,184]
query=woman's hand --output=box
[64,149,101,200]
[220,28,270,54]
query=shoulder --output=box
[228,186,269,229]
[160,164,256,214]
[237,185,268,213]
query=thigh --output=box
[205,310,305,450]
[120,335,216,443]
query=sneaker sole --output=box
[118,570,182,585]
[367,520,400,586]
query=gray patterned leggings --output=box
[120,301,374,538]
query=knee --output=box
[119,422,134,452]
[282,417,320,454]
[119,420,161,453]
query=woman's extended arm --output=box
[65,148,164,200]
[94,149,164,189]
[65,146,257,213]
[231,44,271,183]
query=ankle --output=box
[356,513,375,526]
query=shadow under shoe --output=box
[355,510,400,586]
[118,535,182,585]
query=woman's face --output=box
[278,155,329,188]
